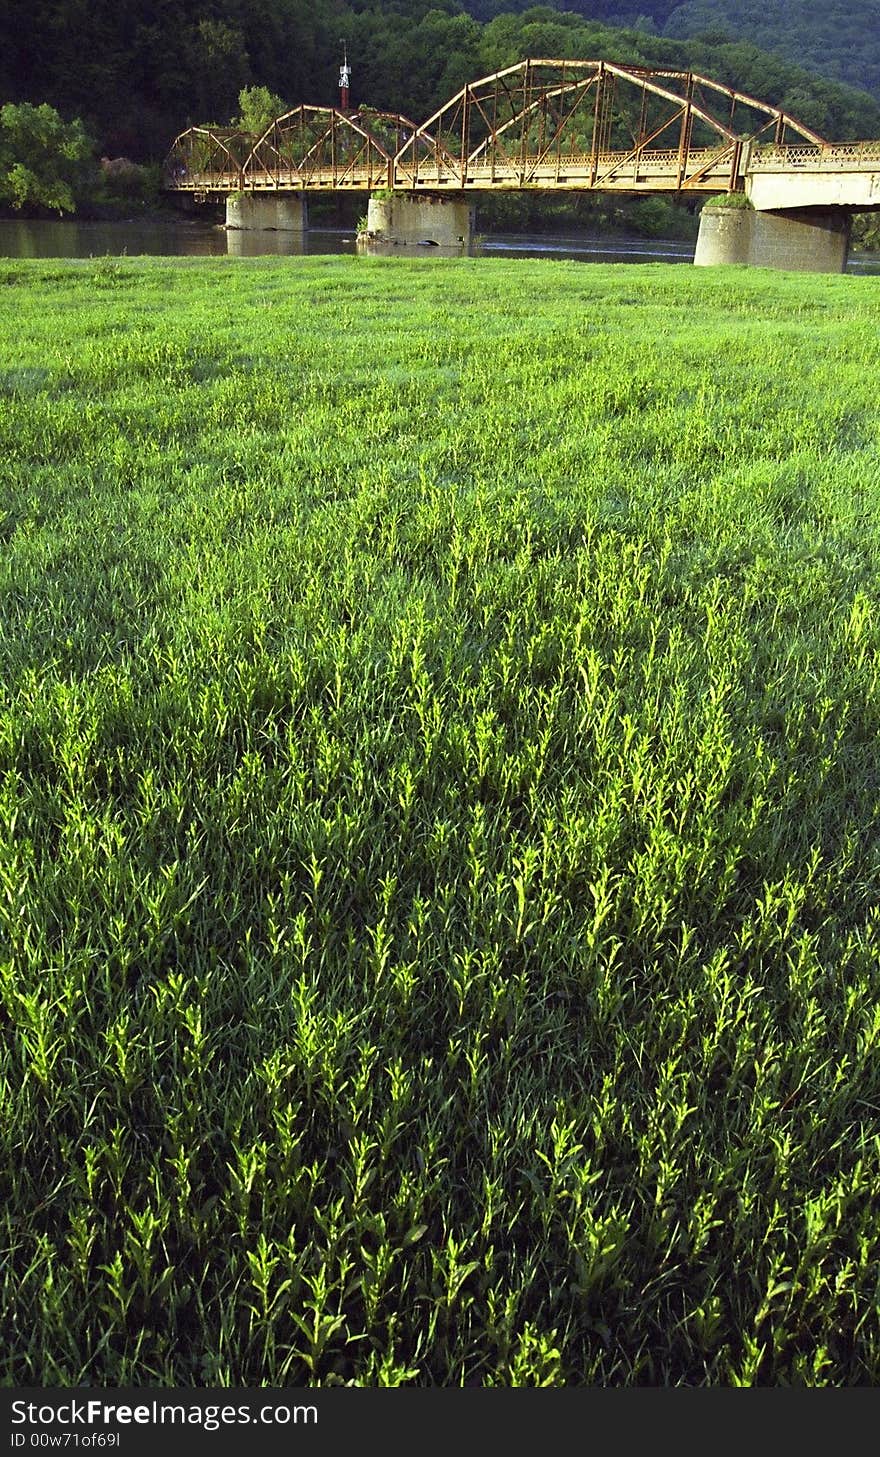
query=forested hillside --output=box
[0,0,877,162]
[461,0,880,105]
[663,0,880,104]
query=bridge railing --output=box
[169,148,739,192]
[245,165,389,190]
[750,141,880,171]
[166,139,880,193]
[168,169,244,191]
[393,144,737,190]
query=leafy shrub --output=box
[702,191,755,209]
[98,157,161,211]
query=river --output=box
[1,215,878,272]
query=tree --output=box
[0,102,97,214]
[235,85,289,135]
[188,17,250,126]
[852,211,880,251]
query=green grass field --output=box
[2,253,880,1386]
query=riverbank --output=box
[2,213,879,271]
[4,256,880,1386]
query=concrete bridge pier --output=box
[695,203,851,272]
[225,192,308,232]
[361,192,474,248]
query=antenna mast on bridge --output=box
[338,41,351,112]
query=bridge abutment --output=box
[225,192,308,232]
[695,203,851,273]
[361,193,474,248]
[748,208,851,272]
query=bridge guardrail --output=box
[750,141,880,171]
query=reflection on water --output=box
[480,233,694,264]
[0,217,229,258]
[0,216,878,273]
[357,238,471,259]
[226,228,306,257]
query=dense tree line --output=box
[0,0,332,160]
[1,0,879,166]
[662,0,880,105]
[460,0,880,105]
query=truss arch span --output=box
[163,127,255,191]
[243,107,428,191]
[392,59,829,192]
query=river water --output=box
[1,216,878,272]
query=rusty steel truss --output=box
[164,107,422,194]
[244,106,421,190]
[163,59,833,196]
[164,127,255,193]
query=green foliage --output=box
[662,0,880,106]
[90,254,130,288]
[471,13,880,140]
[852,212,880,252]
[0,102,96,215]
[624,196,675,235]
[2,255,880,1385]
[464,0,880,105]
[474,187,699,240]
[681,37,880,139]
[98,159,162,214]
[0,0,877,164]
[235,86,289,138]
[619,195,696,236]
[703,191,754,209]
[189,17,250,127]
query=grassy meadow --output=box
[2,252,880,1385]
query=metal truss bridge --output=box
[163,60,880,209]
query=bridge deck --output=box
[168,147,737,194]
[167,141,880,199]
